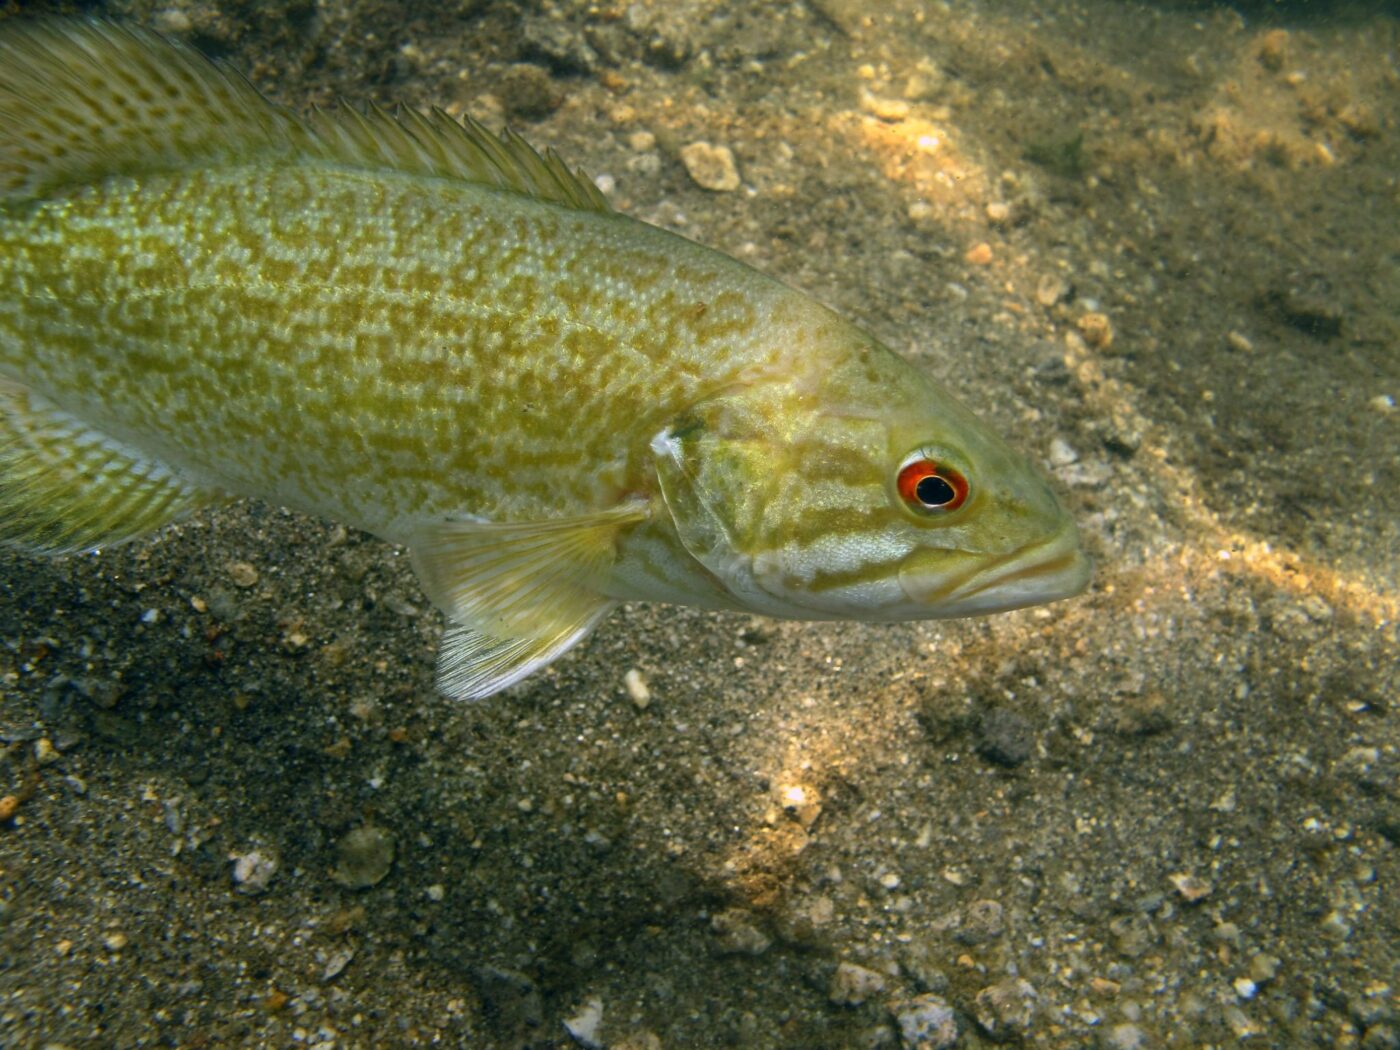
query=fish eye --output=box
[896,457,969,514]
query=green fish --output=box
[0,20,1089,698]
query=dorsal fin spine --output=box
[0,18,610,213]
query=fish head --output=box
[649,336,1090,621]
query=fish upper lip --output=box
[902,525,1090,609]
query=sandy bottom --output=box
[1,1,1396,1047]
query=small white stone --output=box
[154,8,193,33]
[231,849,278,895]
[322,946,355,982]
[563,997,604,1049]
[1048,438,1079,467]
[1233,976,1258,1000]
[623,668,651,708]
[425,884,445,902]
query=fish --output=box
[0,19,1090,700]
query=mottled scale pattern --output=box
[0,20,1089,698]
[0,159,843,545]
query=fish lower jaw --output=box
[899,531,1091,618]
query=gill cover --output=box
[650,397,774,609]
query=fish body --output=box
[0,21,1089,697]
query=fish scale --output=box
[0,19,1088,699]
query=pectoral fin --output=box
[409,501,648,699]
[0,380,219,554]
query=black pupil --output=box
[915,474,956,506]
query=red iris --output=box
[897,459,969,512]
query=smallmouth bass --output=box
[0,20,1089,698]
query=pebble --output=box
[860,90,911,121]
[892,994,958,1049]
[1077,311,1114,350]
[520,15,598,74]
[780,783,822,828]
[830,961,887,1006]
[1048,437,1079,467]
[1036,272,1069,306]
[232,849,278,895]
[1226,330,1255,352]
[974,978,1038,1039]
[1222,1003,1264,1039]
[899,942,949,994]
[1168,872,1212,903]
[563,996,604,1049]
[34,737,60,765]
[1257,28,1290,71]
[154,8,193,34]
[1320,908,1352,941]
[985,200,1012,225]
[957,899,1006,945]
[1056,459,1114,489]
[322,946,354,982]
[964,242,994,266]
[976,707,1034,767]
[1099,1022,1151,1049]
[1248,953,1282,984]
[680,142,741,192]
[710,907,771,955]
[625,152,662,177]
[498,63,562,122]
[227,561,259,588]
[331,825,395,889]
[623,668,651,708]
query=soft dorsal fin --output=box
[303,103,612,213]
[0,20,302,200]
[0,19,611,212]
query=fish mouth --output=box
[899,524,1091,617]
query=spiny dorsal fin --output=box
[0,18,611,213]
